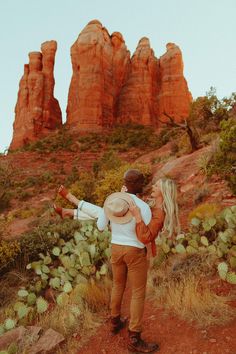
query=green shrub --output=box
[94,163,151,206]
[0,240,21,271]
[0,161,16,211]
[19,220,84,261]
[93,151,122,178]
[207,118,236,194]
[189,88,236,133]
[22,127,74,152]
[108,124,161,149]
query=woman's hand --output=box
[129,200,142,223]
[121,185,128,193]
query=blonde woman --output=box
[129,178,181,256]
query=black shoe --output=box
[110,315,127,334]
[128,331,159,353]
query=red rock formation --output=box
[10,41,62,150]
[66,20,130,130]
[158,43,192,123]
[116,37,160,126]
[66,22,191,130]
[10,22,192,149]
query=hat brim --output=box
[104,192,133,224]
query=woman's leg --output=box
[58,185,80,206]
[74,208,97,221]
[58,186,102,219]
[80,201,102,219]
[53,205,74,219]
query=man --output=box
[97,169,159,353]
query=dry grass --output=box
[0,270,29,308]
[74,277,112,312]
[148,253,236,327]
[0,274,112,353]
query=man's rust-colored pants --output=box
[110,244,148,332]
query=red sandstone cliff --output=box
[158,43,192,122]
[67,21,192,130]
[116,37,160,126]
[10,41,62,150]
[66,20,130,130]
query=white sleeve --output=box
[80,201,102,219]
[140,204,152,225]
[97,209,109,231]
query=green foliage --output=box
[93,150,122,178]
[94,162,151,206]
[22,127,74,152]
[0,161,16,212]
[189,88,236,134]
[19,220,82,260]
[188,203,221,221]
[0,240,21,271]
[207,118,236,194]
[77,124,165,153]
[107,124,161,150]
[78,132,104,152]
[154,205,236,285]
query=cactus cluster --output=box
[0,220,111,335]
[26,221,111,294]
[154,205,236,285]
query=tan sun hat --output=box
[104,192,133,224]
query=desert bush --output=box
[188,203,221,221]
[149,253,235,327]
[19,220,83,261]
[22,127,74,152]
[94,162,151,206]
[0,161,16,211]
[0,240,21,272]
[93,150,122,178]
[64,166,80,186]
[207,118,236,194]
[78,132,104,152]
[56,171,97,208]
[189,88,236,133]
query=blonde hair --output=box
[148,178,181,238]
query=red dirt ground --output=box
[77,289,236,354]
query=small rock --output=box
[225,336,231,341]
[0,326,26,350]
[209,338,217,343]
[29,328,65,354]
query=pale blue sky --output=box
[0,0,235,152]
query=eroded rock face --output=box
[157,43,192,122]
[116,37,160,126]
[66,20,130,130]
[10,21,192,149]
[66,22,191,130]
[10,41,62,150]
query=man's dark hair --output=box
[123,169,144,194]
